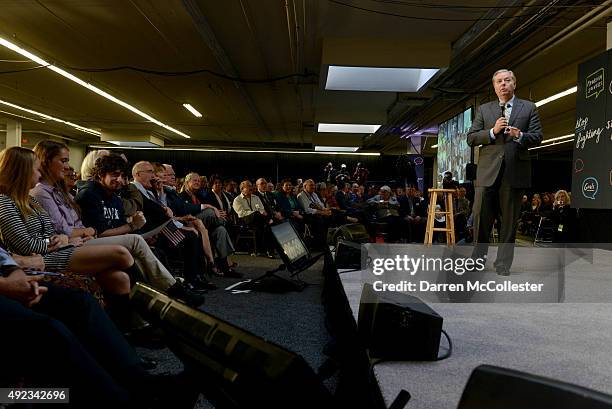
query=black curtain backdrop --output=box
[113,149,404,185]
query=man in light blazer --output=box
[467,69,542,274]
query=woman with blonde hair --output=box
[551,189,577,242]
[0,147,134,325]
[180,172,205,204]
[80,149,110,181]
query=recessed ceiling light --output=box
[182,103,203,118]
[0,98,100,135]
[326,66,439,92]
[430,144,438,149]
[90,145,380,156]
[0,109,46,123]
[0,36,190,139]
[315,146,359,152]
[535,86,577,107]
[317,123,381,133]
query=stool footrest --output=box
[432,228,452,232]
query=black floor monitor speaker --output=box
[358,283,443,361]
[335,240,363,270]
[336,223,369,243]
[130,283,334,409]
[458,365,612,409]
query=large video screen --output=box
[437,107,473,183]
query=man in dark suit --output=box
[467,69,542,275]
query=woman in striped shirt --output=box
[0,146,131,296]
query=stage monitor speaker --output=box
[458,365,612,409]
[328,223,369,246]
[130,283,334,409]
[335,240,363,270]
[358,283,443,361]
[466,163,477,181]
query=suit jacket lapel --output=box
[508,98,524,127]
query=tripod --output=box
[246,251,328,292]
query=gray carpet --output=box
[136,254,332,408]
[340,247,612,408]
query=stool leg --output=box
[424,191,436,245]
[446,192,456,245]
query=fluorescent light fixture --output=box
[0,99,100,135]
[90,145,380,156]
[528,138,574,150]
[315,146,359,152]
[540,133,574,144]
[108,141,162,148]
[182,103,202,118]
[0,109,46,123]
[535,86,577,107]
[431,144,438,149]
[0,36,190,139]
[317,123,381,133]
[326,66,439,92]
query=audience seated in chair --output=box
[0,147,136,330]
[73,154,204,306]
[0,246,185,408]
[233,180,274,257]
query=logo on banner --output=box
[574,158,584,173]
[586,68,605,99]
[582,177,599,200]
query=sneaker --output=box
[167,282,206,307]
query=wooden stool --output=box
[424,188,456,245]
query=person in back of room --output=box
[233,180,275,258]
[550,189,577,243]
[254,177,284,223]
[467,69,542,275]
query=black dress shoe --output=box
[222,267,243,278]
[167,282,206,307]
[190,277,217,291]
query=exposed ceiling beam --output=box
[182,0,272,144]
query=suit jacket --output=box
[203,190,233,214]
[467,97,542,188]
[253,190,279,215]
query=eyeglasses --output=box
[138,169,154,174]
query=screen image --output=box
[271,222,309,263]
[437,107,473,183]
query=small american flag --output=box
[160,220,185,247]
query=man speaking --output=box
[467,69,542,275]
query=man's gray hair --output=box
[492,69,516,83]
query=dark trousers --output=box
[158,230,205,282]
[0,284,148,408]
[242,212,272,253]
[472,161,523,269]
